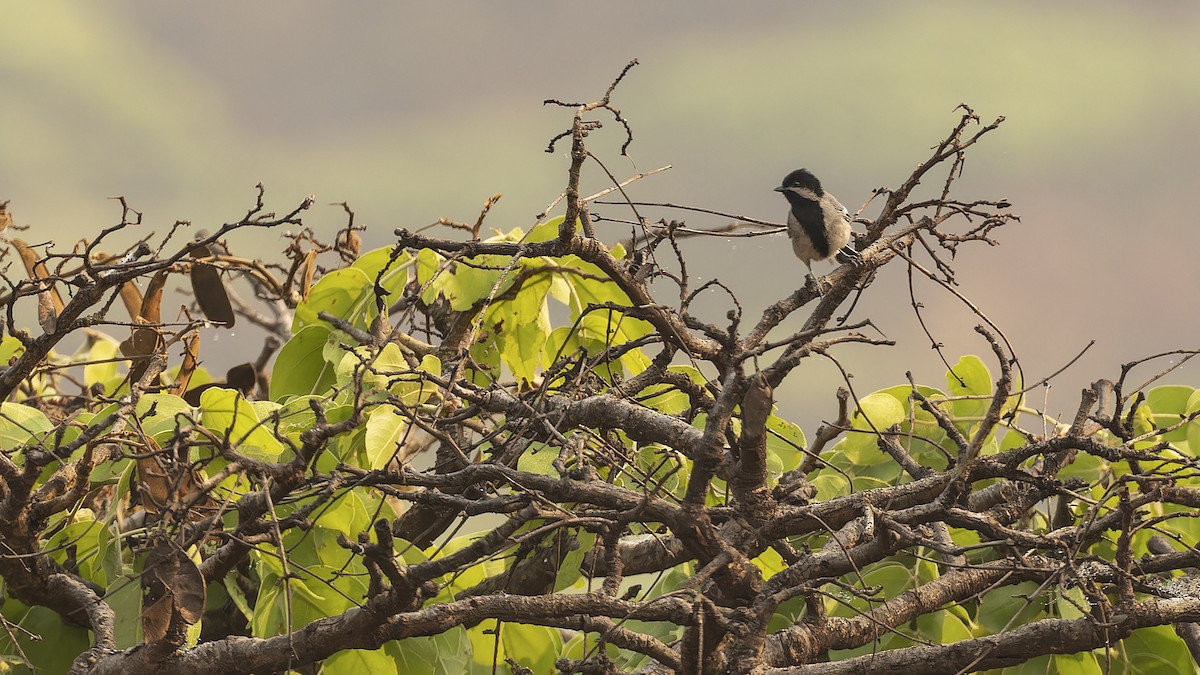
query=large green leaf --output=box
[947,354,992,431]
[311,489,373,537]
[766,412,807,478]
[46,511,113,586]
[0,602,90,674]
[199,387,285,459]
[501,622,562,671]
[271,324,337,401]
[293,247,411,333]
[1142,385,1196,443]
[136,392,194,441]
[364,406,408,470]
[0,402,52,451]
[837,391,907,466]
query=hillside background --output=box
[3,1,1198,430]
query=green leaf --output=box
[810,471,851,501]
[1055,586,1089,620]
[559,254,653,374]
[560,631,620,665]
[199,387,285,459]
[251,556,368,638]
[0,335,24,363]
[486,271,552,385]
[46,511,112,586]
[1047,651,1100,675]
[0,402,52,451]
[223,576,253,622]
[136,393,194,441]
[751,545,788,580]
[380,629,472,675]
[390,351,442,406]
[83,333,122,390]
[501,320,548,385]
[527,216,565,243]
[501,622,562,672]
[433,534,507,596]
[415,248,450,305]
[975,580,1046,634]
[1156,386,1200,445]
[857,390,907,428]
[1118,624,1197,674]
[364,406,408,470]
[554,528,594,592]
[322,648,400,675]
[613,442,684,496]
[107,573,144,648]
[765,413,806,477]
[313,492,373,538]
[636,365,706,415]
[947,354,992,427]
[0,603,90,673]
[838,392,906,465]
[293,267,373,331]
[271,324,337,401]
[517,442,558,476]
[351,246,411,294]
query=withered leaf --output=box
[134,434,215,521]
[172,552,206,624]
[119,281,143,321]
[37,291,57,333]
[120,323,164,386]
[11,238,65,316]
[300,248,317,302]
[170,331,201,397]
[140,269,169,324]
[190,242,234,327]
[224,362,257,396]
[134,436,172,518]
[141,593,173,644]
[142,539,207,643]
[182,382,222,407]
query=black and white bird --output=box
[774,168,859,281]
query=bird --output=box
[774,168,859,282]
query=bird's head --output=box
[775,168,824,197]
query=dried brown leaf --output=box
[190,242,234,327]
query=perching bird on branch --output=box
[774,168,859,282]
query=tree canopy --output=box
[2,62,1200,675]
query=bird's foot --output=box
[836,245,863,267]
[804,273,827,296]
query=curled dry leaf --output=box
[170,330,202,398]
[140,269,168,324]
[119,281,144,321]
[298,247,316,299]
[11,237,65,317]
[37,291,57,333]
[120,322,163,386]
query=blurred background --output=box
[3,1,1198,432]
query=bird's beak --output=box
[773,186,784,193]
